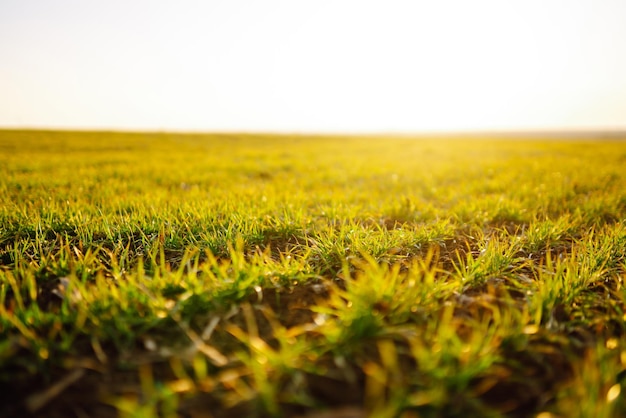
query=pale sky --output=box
[1,0,625,133]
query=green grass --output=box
[1,130,626,417]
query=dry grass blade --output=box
[25,368,86,413]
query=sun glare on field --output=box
[0,0,625,132]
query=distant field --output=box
[1,130,626,417]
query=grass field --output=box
[1,130,626,417]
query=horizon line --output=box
[2,126,626,138]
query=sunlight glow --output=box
[1,0,625,132]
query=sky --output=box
[1,0,626,133]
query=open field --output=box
[1,130,626,417]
